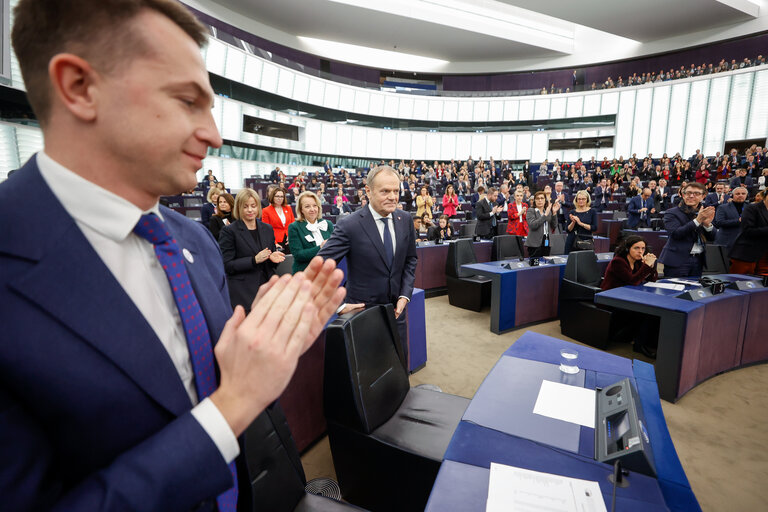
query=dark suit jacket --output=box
[714,201,744,249]
[729,176,754,190]
[317,206,417,306]
[704,192,729,208]
[658,206,716,267]
[0,158,235,510]
[201,201,216,227]
[219,219,278,311]
[729,201,768,262]
[627,195,653,228]
[474,197,499,237]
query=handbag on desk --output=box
[573,235,594,251]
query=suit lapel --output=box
[358,207,390,268]
[235,219,260,255]
[7,165,191,417]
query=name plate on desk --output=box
[728,280,764,290]
[676,288,713,301]
[501,260,530,269]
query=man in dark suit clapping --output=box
[318,166,418,362]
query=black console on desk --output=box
[595,378,656,477]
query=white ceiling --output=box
[186,0,768,73]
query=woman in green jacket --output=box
[287,191,335,273]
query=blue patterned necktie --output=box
[380,217,394,267]
[133,213,238,512]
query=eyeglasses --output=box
[683,191,703,196]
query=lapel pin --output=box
[182,248,194,264]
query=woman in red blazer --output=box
[441,184,460,217]
[261,186,295,252]
[506,189,529,237]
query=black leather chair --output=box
[323,306,470,512]
[458,220,477,238]
[491,234,523,261]
[445,239,491,311]
[704,244,729,275]
[241,404,367,511]
[558,250,614,349]
[549,233,567,256]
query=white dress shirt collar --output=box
[36,151,162,239]
[368,203,392,221]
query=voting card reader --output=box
[595,378,656,477]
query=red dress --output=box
[506,202,529,236]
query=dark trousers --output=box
[663,253,704,278]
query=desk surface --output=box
[596,275,767,401]
[426,331,700,512]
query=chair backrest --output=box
[241,404,307,511]
[549,233,567,255]
[563,250,602,287]
[275,254,294,276]
[184,208,201,221]
[491,235,523,261]
[445,238,479,278]
[324,305,410,435]
[612,211,627,220]
[704,244,729,274]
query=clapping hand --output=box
[255,247,272,264]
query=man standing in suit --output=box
[475,187,501,239]
[704,182,729,208]
[318,166,418,363]
[550,181,571,232]
[655,178,671,211]
[659,183,716,277]
[729,192,768,274]
[1,2,345,509]
[714,187,748,250]
[627,188,655,228]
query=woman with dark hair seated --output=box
[601,235,658,290]
[209,192,234,240]
[428,214,454,241]
[601,235,660,358]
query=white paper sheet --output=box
[486,463,607,512]
[665,278,702,287]
[643,282,685,291]
[533,380,596,428]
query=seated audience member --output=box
[475,187,502,239]
[219,189,285,312]
[416,185,435,220]
[658,182,715,277]
[627,187,655,228]
[413,215,430,242]
[526,191,559,258]
[331,194,352,216]
[215,181,226,193]
[506,189,529,237]
[352,188,366,205]
[728,191,768,275]
[602,235,659,358]
[565,190,598,253]
[201,187,219,228]
[729,168,753,190]
[442,184,460,218]
[287,191,334,273]
[428,214,454,241]
[261,187,295,253]
[601,235,658,290]
[209,192,234,240]
[714,187,748,250]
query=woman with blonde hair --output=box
[219,188,285,311]
[287,191,335,273]
[565,189,598,254]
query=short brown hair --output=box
[12,0,207,125]
[214,193,234,218]
[233,188,261,221]
[268,186,287,206]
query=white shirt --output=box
[369,204,396,256]
[275,206,286,225]
[36,151,239,464]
